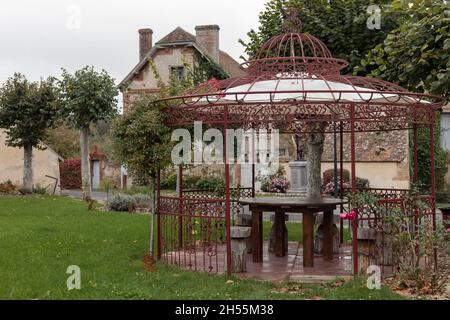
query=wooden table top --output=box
[239,197,347,208]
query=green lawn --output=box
[0,196,402,300]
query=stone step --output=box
[289,274,353,284]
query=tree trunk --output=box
[80,128,91,200]
[149,177,156,256]
[23,144,33,193]
[306,123,326,199]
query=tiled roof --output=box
[156,27,196,44]
[219,50,246,77]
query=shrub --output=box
[107,193,136,212]
[322,169,350,185]
[33,184,48,195]
[160,171,177,190]
[195,177,224,190]
[259,167,288,193]
[124,186,151,195]
[267,178,290,193]
[356,177,370,189]
[0,180,17,194]
[435,191,449,203]
[59,158,81,189]
[322,181,351,195]
[134,193,151,208]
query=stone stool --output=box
[314,212,340,254]
[230,226,252,273]
[235,214,253,253]
[268,213,289,254]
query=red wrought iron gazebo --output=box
[155,22,443,277]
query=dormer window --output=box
[171,66,185,82]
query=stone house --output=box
[119,25,245,113]
[119,25,245,187]
[0,129,62,194]
[119,25,411,190]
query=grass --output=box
[0,195,402,300]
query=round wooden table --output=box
[239,197,347,267]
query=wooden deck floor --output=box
[161,242,353,282]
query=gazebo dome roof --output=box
[157,24,443,133]
[255,32,334,59]
[244,32,348,76]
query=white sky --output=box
[0,0,268,88]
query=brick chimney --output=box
[138,28,153,61]
[195,25,220,63]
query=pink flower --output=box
[340,210,357,220]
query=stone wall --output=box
[0,130,61,194]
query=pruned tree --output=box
[111,96,173,256]
[0,73,60,193]
[59,67,118,199]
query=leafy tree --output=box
[44,124,80,159]
[355,0,449,99]
[59,67,118,199]
[354,1,449,192]
[0,73,60,193]
[111,95,173,256]
[239,0,400,71]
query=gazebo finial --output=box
[282,5,302,33]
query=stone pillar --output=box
[288,160,307,193]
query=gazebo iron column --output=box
[252,129,256,197]
[413,124,419,183]
[178,164,183,250]
[333,122,338,198]
[411,124,422,236]
[429,123,438,271]
[157,169,161,260]
[339,122,344,244]
[350,105,359,275]
[224,106,232,275]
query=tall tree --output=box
[0,73,60,193]
[354,0,449,191]
[111,96,173,256]
[240,0,400,72]
[59,67,118,199]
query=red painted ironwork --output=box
[155,26,443,277]
[429,124,438,271]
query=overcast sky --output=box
[0,0,268,90]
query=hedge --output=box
[60,158,82,189]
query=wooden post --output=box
[303,210,314,267]
[274,210,286,257]
[252,209,263,263]
[323,208,333,261]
